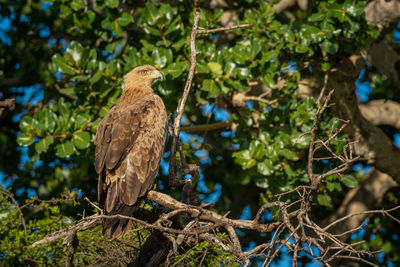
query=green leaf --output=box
[71,0,84,11]
[105,0,118,8]
[19,116,39,133]
[165,16,181,35]
[249,140,265,160]
[90,71,103,85]
[144,2,160,25]
[79,48,90,67]
[66,41,84,64]
[382,242,392,253]
[317,194,331,208]
[235,68,250,79]
[111,20,122,37]
[72,131,91,149]
[283,164,295,177]
[101,18,111,30]
[152,49,168,69]
[165,62,186,79]
[196,64,210,74]
[242,158,257,169]
[367,24,380,39]
[300,25,323,43]
[35,136,54,154]
[295,45,309,54]
[254,176,269,189]
[266,145,278,161]
[321,62,330,71]
[56,141,75,158]
[281,149,298,161]
[233,150,257,169]
[207,62,223,76]
[17,133,34,146]
[202,79,220,98]
[322,39,339,54]
[224,62,236,74]
[344,2,365,17]
[59,87,77,98]
[308,13,325,22]
[99,106,110,117]
[293,133,310,148]
[261,73,275,88]
[171,38,187,51]
[326,181,342,192]
[250,39,261,58]
[118,12,134,26]
[342,174,358,188]
[64,51,75,66]
[253,144,266,160]
[38,109,57,133]
[74,114,90,130]
[52,54,76,75]
[327,3,345,20]
[257,159,273,176]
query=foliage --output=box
[0,0,399,265]
[165,233,238,267]
[0,188,76,265]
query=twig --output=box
[0,98,15,118]
[197,24,250,34]
[0,189,27,234]
[169,0,201,189]
[84,196,102,214]
[181,121,233,133]
[323,205,400,231]
[244,96,277,105]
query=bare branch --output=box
[359,100,400,130]
[169,0,201,189]
[197,24,250,34]
[181,121,233,133]
[0,98,15,119]
[323,205,400,231]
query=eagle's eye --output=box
[139,69,150,75]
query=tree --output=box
[1,0,399,265]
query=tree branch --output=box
[197,24,250,34]
[169,0,201,189]
[0,98,15,119]
[359,99,400,130]
[365,0,400,27]
[180,121,233,133]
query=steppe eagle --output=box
[95,65,167,239]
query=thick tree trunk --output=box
[128,231,171,267]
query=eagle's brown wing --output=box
[95,95,167,238]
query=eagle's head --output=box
[124,65,163,90]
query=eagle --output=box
[94,65,167,239]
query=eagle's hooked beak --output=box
[153,70,164,81]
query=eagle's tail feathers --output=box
[102,198,142,239]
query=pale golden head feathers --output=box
[124,65,163,90]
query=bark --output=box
[0,98,15,119]
[359,100,400,130]
[365,0,400,27]
[361,41,400,87]
[128,231,171,267]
